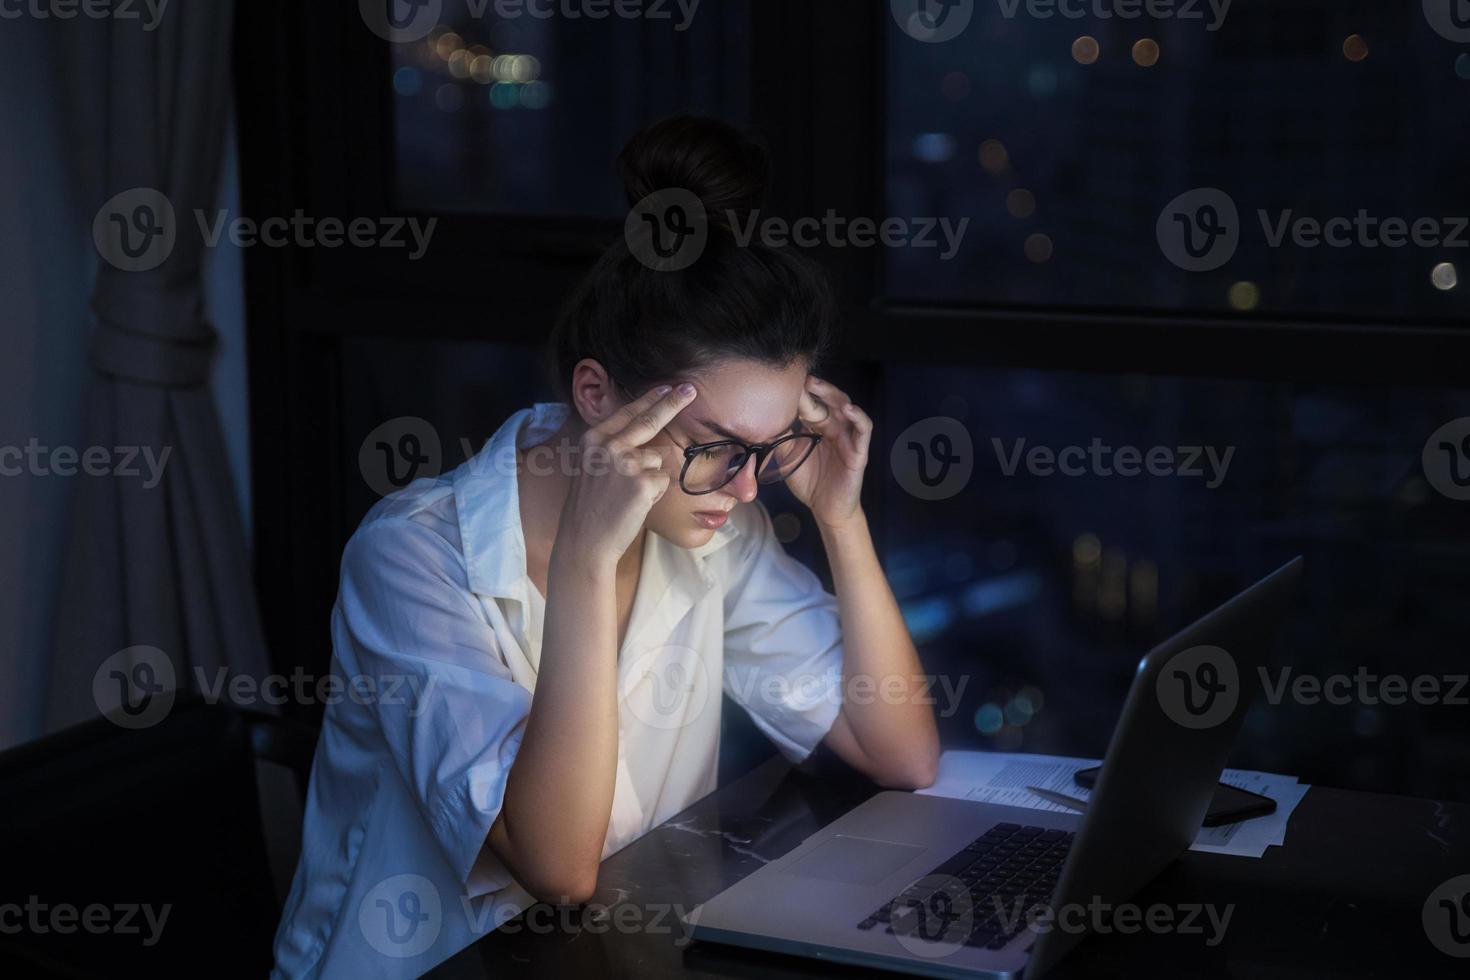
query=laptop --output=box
[684,557,1304,979]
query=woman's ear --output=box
[569,359,619,427]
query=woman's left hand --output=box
[783,376,873,530]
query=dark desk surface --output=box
[434,758,1470,979]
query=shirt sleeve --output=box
[332,517,532,899]
[718,502,845,764]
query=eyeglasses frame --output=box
[676,431,822,495]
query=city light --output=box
[1228,281,1261,311]
[979,139,1009,175]
[1007,189,1036,219]
[1024,233,1054,263]
[1431,262,1458,291]
[1132,39,1160,68]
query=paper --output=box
[917,750,1309,858]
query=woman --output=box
[272,116,939,978]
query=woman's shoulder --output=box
[360,471,457,528]
[343,481,466,578]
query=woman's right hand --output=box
[553,382,697,568]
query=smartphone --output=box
[1073,766,1277,827]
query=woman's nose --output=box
[727,455,760,503]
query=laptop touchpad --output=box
[786,835,924,886]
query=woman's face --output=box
[640,357,811,549]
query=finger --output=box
[614,383,697,447]
[805,375,852,410]
[595,384,674,437]
[614,448,664,476]
[643,470,672,505]
[803,378,852,430]
[798,388,831,425]
[843,403,873,459]
[842,402,873,435]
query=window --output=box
[876,361,1470,798]
[885,1,1470,320]
[392,5,751,216]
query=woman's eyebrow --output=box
[695,415,800,444]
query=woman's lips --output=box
[693,510,729,530]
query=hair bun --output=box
[617,115,768,224]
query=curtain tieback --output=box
[90,270,219,388]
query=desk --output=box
[433,757,1470,979]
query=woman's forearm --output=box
[486,545,619,902]
[819,511,940,788]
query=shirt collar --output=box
[453,403,740,600]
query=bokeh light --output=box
[914,133,957,163]
[434,31,462,61]
[434,84,464,113]
[1004,696,1033,727]
[1432,262,1459,291]
[520,80,553,110]
[1024,233,1054,263]
[1228,281,1261,311]
[1027,65,1058,98]
[1007,189,1036,219]
[975,703,1004,735]
[392,67,421,97]
[489,82,519,110]
[979,139,1009,175]
[772,512,802,544]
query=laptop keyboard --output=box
[856,823,1074,952]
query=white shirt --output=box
[272,403,845,978]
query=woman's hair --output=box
[549,115,835,400]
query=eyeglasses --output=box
[607,380,822,494]
[676,430,822,495]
